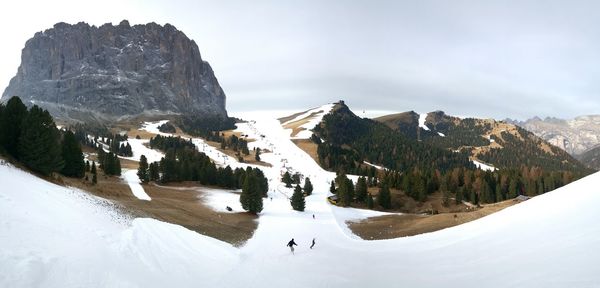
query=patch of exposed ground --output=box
[282,111,323,137]
[278,110,308,124]
[292,139,319,163]
[348,199,516,239]
[61,173,258,246]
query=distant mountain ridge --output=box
[505,115,600,170]
[2,20,227,123]
[505,115,600,155]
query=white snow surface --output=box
[472,159,498,171]
[122,169,151,201]
[418,112,430,131]
[363,161,389,171]
[283,103,335,139]
[120,138,165,163]
[2,109,600,287]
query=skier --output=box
[287,238,298,254]
[310,238,316,249]
[312,214,315,219]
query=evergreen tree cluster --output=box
[240,167,266,214]
[290,184,306,211]
[312,104,473,175]
[112,140,132,157]
[176,115,236,141]
[420,117,492,148]
[0,96,84,177]
[220,134,249,155]
[97,148,121,176]
[142,136,269,196]
[157,122,176,133]
[379,165,580,206]
[478,129,589,172]
[149,135,196,151]
[71,123,132,157]
[281,171,302,188]
[313,102,589,210]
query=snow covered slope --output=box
[2,109,600,287]
[281,104,335,139]
[0,161,237,287]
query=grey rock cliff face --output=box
[507,115,600,156]
[2,20,227,122]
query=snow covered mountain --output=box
[1,105,600,287]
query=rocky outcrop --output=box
[506,115,600,156]
[2,20,227,122]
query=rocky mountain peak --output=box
[2,20,227,123]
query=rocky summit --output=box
[2,20,227,123]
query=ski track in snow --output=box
[122,169,151,201]
[2,112,600,287]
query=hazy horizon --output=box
[2,0,600,121]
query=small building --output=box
[514,195,530,202]
[327,195,338,205]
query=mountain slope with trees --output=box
[308,101,589,208]
[375,110,588,173]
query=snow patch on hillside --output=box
[284,104,335,139]
[418,112,430,131]
[363,161,389,171]
[472,159,497,171]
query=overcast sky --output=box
[1,0,599,120]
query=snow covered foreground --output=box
[1,112,600,287]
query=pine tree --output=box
[282,171,293,188]
[355,176,368,202]
[253,168,269,197]
[290,184,306,211]
[240,171,263,214]
[440,177,450,207]
[91,161,97,184]
[292,173,301,185]
[255,147,261,161]
[148,162,159,182]
[137,155,149,183]
[85,160,90,172]
[455,186,464,205]
[18,105,64,176]
[61,130,85,178]
[114,154,122,176]
[377,184,392,209]
[508,178,518,199]
[366,193,374,209]
[337,178,353,207]
[0,96,28,158]
[345,178,355,202]
[303,177,313,196]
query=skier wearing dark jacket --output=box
[287,238,298,254]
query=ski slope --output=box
[282,104,335,139]
[1,110,600,287]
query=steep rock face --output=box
[506,116,600,156]
[2,20,227,122]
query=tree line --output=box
[139,135,269,214]
[0,96,84,178]
[313,102,589,210]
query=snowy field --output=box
[1,108,600,287]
